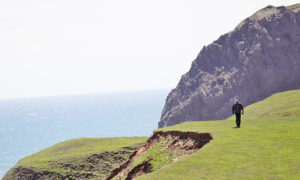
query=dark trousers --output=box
[235,113,241,127]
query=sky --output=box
[0,0,299,99]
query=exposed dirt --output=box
[106,131,213,180]
[125,160,152,180]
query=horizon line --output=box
[0,88,172,101]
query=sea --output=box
[0,89,170,178]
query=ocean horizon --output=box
[0,89,170,178]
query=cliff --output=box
[159,4,300,127]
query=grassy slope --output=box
[17,137,147,167]
[132,141,174,171]
[287,3,300,10]
[4,137,147,179]
[138,90,300,179]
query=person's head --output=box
[235,100,239,104]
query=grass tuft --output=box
[133,141,174,172]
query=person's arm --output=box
[241,104,244,114]
[232,105,234,114]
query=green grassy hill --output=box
[3,137,147,179]
[4,89,300,179]
[138,89,300,179]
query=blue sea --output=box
[0,89,169,178]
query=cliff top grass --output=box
[138,89,300,179]
[287,3,300,10]
[18,137,147,168]
[4,137,147,179]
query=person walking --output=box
[232,100,244,128]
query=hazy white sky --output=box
[0,0,298,99]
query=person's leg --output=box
[236,113,241,127]
[235,113,238,127]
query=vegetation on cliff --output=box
[107,131,212,179]
[3,137,147,179]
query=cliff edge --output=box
[159,4,300,128]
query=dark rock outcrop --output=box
[159,5,300,127]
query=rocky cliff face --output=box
[159,5,300,128]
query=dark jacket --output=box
[232,103,244,114]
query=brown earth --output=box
[125,161,152,180]
[106,131,213,180]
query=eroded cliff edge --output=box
[106,131,212,180]
[159,5,300,128]
[3,131,212,180]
